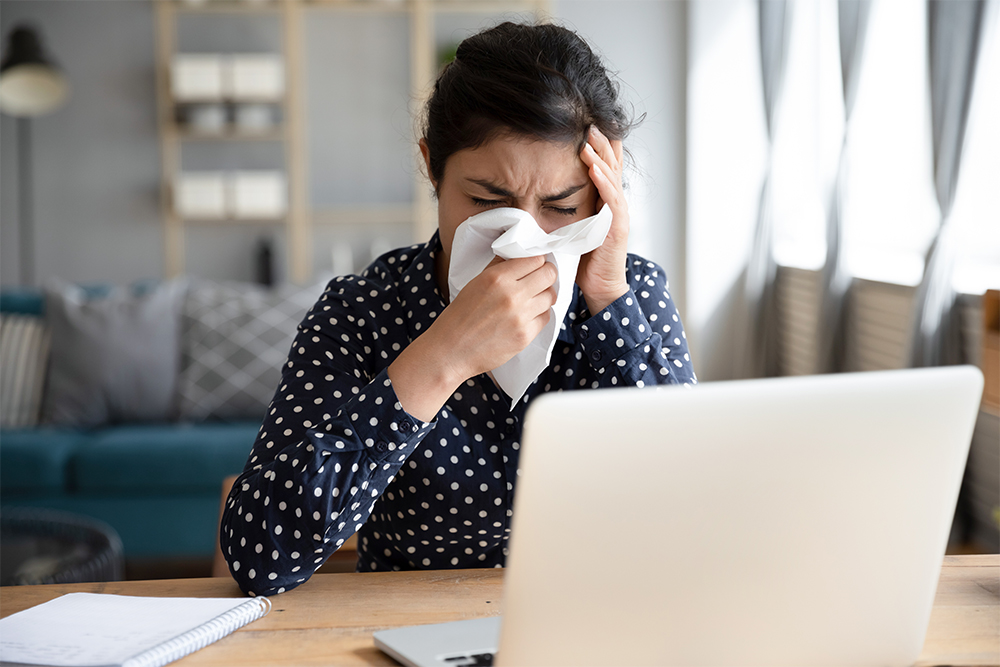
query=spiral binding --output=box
[122,596,272,667]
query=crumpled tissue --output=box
[447,204,613,408]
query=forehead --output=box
[446,134,586,194]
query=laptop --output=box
[374,366,984,667]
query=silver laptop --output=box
[374,366,984,667]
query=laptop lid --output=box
[497,366,982,666]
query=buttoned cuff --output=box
[574,290,653,370]
[342,368,436,464]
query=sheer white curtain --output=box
[688,0,998,381]
[910,0,990,367]
[816,0,872,373]
[740,0,791,378]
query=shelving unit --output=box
[155,0,549,284]
[155,0,307,280]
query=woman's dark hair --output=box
[422,22,635,186]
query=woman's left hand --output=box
[577,125,630,315]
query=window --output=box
[772,0,998,293]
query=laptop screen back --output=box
[497,367,983,666]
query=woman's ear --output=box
[419,138,438,191]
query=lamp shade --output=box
[0,26,69,117]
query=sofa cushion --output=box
[71,423,258,495]
[43,279,186,427]
[0,429,89,494]
[177,279,326,421]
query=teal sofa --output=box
[1,422,256,560]
[0,287,277,562]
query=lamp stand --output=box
[17,115,34,286]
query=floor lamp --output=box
[0,25,69,286]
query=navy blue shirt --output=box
[221,233,696,596]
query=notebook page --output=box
[0,593,256,667]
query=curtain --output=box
[741,0,791,378]
[817,0,872,374]
[910,0,987,367]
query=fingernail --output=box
[585,142,596,153]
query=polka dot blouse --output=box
[221,232,697,596]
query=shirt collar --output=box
[398,232,448,341]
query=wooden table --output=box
[2,555,997,666]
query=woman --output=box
[222,21,696,596]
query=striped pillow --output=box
[0,314,51,428]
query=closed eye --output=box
[472,198,577,216]
[472,198,505,208]
[547,206,578,216]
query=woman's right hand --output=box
[388,255,557,421]
[439,255,558,380]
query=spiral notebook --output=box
[0,592,270,667]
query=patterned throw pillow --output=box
[0,315,51,428]
[178,280,329,421]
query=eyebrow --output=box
[466,179,588,202]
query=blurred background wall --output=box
[1,0,997,385]
[0,0,687,305]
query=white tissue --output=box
[447,205,613,407]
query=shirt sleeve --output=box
[574,256,697,388]
[220,277,435,596]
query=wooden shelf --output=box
[180,215,289,224]
[312,205,414,226]
[305,0,542,11]
[173,97,286,105]
[172,1,284,15]
[156,0,308,281]
[427,0,546,13]
[157,0,550,283]
[173,128,285,142]
[302,0,410,13]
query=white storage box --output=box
[175,172,227,219]
[228,55,284,100]
[230,171,287,219]
[171,55,225,101]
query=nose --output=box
[511,205,558,232]
[512,204,539,219]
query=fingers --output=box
[474,256,555,313]
[582,145,623,211]
[580,127,626,212]
[518,259,557,296]
[527,284,558,314]
[528,307,553,333]
[487,253,539,273]
[481,256,556,315]
[587,125,621,174]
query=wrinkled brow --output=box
[466,179,587,202]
